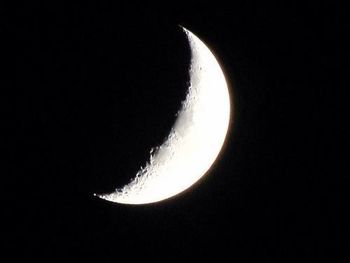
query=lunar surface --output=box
[96,27,231,204]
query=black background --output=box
[2,2,330,262]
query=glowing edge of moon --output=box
[95,27,231,205]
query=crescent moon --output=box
[96,27,231,204]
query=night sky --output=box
[3,2,330,262]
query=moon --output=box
[96,27,231,205]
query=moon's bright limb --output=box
[96,27,231,204]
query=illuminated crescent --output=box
[96,27,231,204]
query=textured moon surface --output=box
[96,27,231,204]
